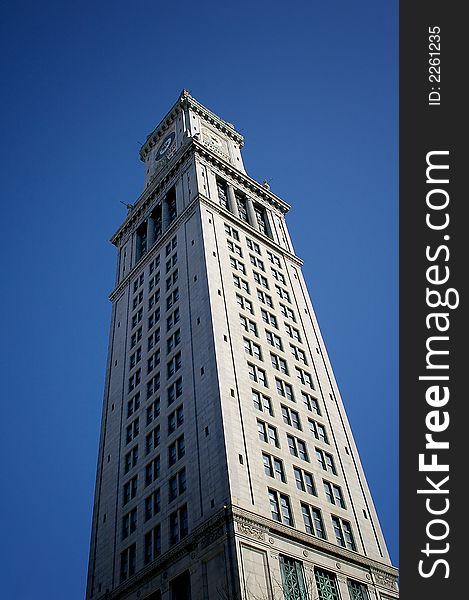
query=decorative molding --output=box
[230,505,399,581]
[140,90,244,160]
[371,567,399,591]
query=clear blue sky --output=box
[0,2,397,598]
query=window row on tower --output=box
[217,177,273,238]
[118,233,191,583]
[224,222,358,553]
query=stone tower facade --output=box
[86,91,398,600]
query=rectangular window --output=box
[267,251,281,267]
[227,239,243,256]
[302,392,321,415]
[280,303,296,321]
[129,346,142,370]
[271,353,288,374]
[281,405,301,430]
[315,569,340,600]
[166,328,181,354]
[275,285,291,302]
[131,326,142,349]
[309,418,328,443]
[268,489,293,526]
[165,236,177,256]
[120,543,136,582]
[166,307,180,331]
[147,327,160,351]
[279,556,307,600]
[244,337,262,360]
[347,579,370,600]
[168,434,185,466]
[165,253,178,274]
[296,367,315,389]
[293,466,316,495]
[262,453,286,482]
[169,504,188,545]
[252,390,273,415]
[240,315,258,336]
[146,373,160,399]
[169,467,186,502]
[146,397,160,425]
[254,204,268,235]
[166,287,179,310]
[261,309,278,328]
[149,256,160,275]
[275,378,294,402]
[285,323,301,341]
[230,256,246,274]
[132,290,143,310]
[124,445,139,474]
[144,524,161,564]
[249,254,265,271]
[257,420,279,447]
[323,480,346,508]
[165,269,178,292]
[232,274,250,293]
[266,330,283,350]
[148,289,160,310]
[147,349,161,374]
[145,425,161,455]
[225,223,240,240]
[167,351,182,378]
[149,272,160,292]
[290,344,308,365]
[168,404,184,434]
[246,237,261,254]
[122,507,137,540]
[127,392,141,418]
[145,456,161,487]
[235,192,248,222]
[248,363,267,386]
[301,504,326,539]
[131,308,143,329]
[128,368,141,393]
[126,418,139,444]
[253,271,269,289]
[257,289,274,307]
[236,294,254,314]
[331,516,356,550]
[168,377,183,405]
[123,475,138,505]
[271,268,286,284]
[287,434,309,461]
[316,448,337,475]
[144,488,161,521]
[148,308,161,330]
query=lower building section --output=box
[97,505,398,600]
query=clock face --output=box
[155,131,175,161]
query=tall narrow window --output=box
[279,556,307,600]
[166,186,177,224]
[314,569,340,600]
[217,179,229,209]
[347,579,370,600]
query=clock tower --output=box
[86,91,398,600]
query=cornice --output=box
[197,194,303,269]
[110,139,194,247]
[109,201,198,303]
[192,139,290,214]
[111,137,290,249]
[230,505,399,581]
[140,90,244,160]
[98,504,397,600]
[106,508,229,600]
